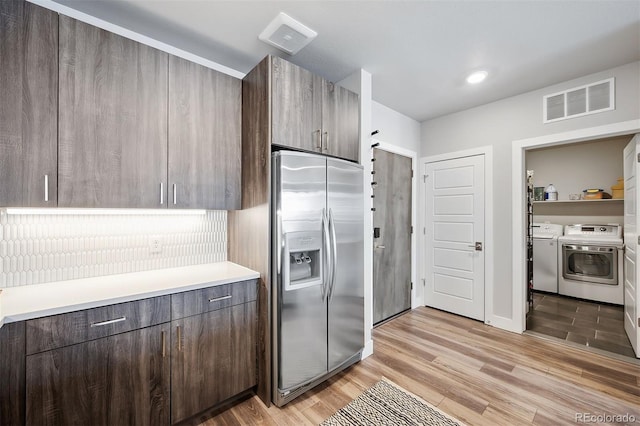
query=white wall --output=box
[372,101,421,154]
[421,60,640,327]
[526,135,631,200]
[527,135,631,227]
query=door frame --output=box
[372,140,419,309]
[512,119,640,333]
[420,145,494,324]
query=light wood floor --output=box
[201,307,640,425]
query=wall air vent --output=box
[543,78,614,123]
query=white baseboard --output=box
[362,339,374,359]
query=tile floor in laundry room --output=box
[526,291,635,358]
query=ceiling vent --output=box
[259,12,317,55]
[543,78,614,123]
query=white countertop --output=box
[0,261,259,328]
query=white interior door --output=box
[623,134,640,357]
[424,155,485,321]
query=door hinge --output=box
[411,226,413,234]
[637,235,640,245]
[638,317,640,327]
[411,282,413,290]
[637,153,640,163]
[411,170,414,178]
[423,227,426,235]
[423,174,428,183]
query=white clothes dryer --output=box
[532,223,564,293]
[557,224,624,305]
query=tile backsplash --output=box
[0,210,227,287]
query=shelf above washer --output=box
[532,199,623,204]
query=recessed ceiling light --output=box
[466,70,488,84]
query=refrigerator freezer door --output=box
[327,158,365,370]
[273,152,328,393]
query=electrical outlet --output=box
[149,236,162,254]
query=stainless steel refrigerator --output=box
[271,150,364,406]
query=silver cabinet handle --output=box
[323,131,328,152]
[160,182,164,205]
[177,325,182,352]
[315,129,322,151]
[90,316,126,327]
[375,245,386,249]
[161,330,166,358]
[44,175,49,202]
[173,184,177,205]
[209,295,232,303]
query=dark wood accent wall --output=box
[228,56,272,406]
[0,1,58,207]
[0,321,26,426]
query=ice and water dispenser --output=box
[283,230,323,291]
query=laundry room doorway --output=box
[513,120,640,360]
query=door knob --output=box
[467,242,483,251]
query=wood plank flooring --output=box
[200,307,640,425]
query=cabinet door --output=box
[26,324,170,426]
[0,1,57,207]
[323,82,360,162]
[271,56,323,152]
[171,302,256,424]
[168,56,241,210]
[58,16,168,208]
[0,321,25,426]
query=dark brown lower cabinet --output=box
[25,324,170,426]
[0,321,25,426]
[171,302,257,424]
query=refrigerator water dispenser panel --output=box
[283,231,323,291]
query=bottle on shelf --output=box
[544,184,557,201]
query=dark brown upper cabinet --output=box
[322,82,360,162]
[271,56,323,153]
[168,56,242,210]
[270,56,360,162]
[58,16,169,208]
[0,1,58,207]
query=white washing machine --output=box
[558,224,624,305]
[532,223,564,293]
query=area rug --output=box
[320,378,464,426]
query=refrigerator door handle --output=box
[328,208,338,300]
[322,208,332,301]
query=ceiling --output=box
[50,0,640,122]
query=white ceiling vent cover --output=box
[259,12,317,55]
[543,78,614,123]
